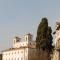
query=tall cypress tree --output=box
[36,17,53,53]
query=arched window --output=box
[14,40,15,44]
[26,37,27,41]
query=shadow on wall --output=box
[29,49,50,60]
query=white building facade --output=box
[2,33,36,60]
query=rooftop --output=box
[2,46,35,52]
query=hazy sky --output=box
[0,0,60,51]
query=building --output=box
[52,22,60,60]
[2,33,36,60]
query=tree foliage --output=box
[36,17,53,52]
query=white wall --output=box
[2,48,28,60]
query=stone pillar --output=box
[52,49,60,60]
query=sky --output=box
[0,0,60,51]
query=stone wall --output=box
[36,49,50,60]
[28,49,50,60]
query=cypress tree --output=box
[36,17,53,53]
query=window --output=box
[15,52,16,54]
[15,58,16,60]
[18,51,19,54]
[14,40,15,44]
[26,37,27,41]
[30,43,31,45]
[12,52,13,55]
[21,51,23,53]
[12,58,13,60]
[9,53,10,55]
[21,57,23,60]
[6,58,7,60]
[9,59,10,60]
[18,58,19,60]
[25,57,27,60]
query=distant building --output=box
[2,33,36,60]
[52,22,60,60]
